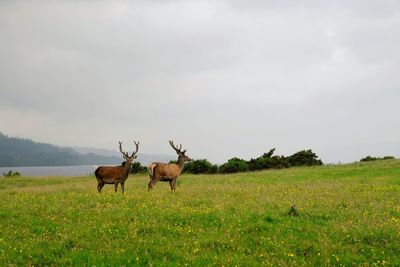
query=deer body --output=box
[95,165,131,183]
[148,163,182,181]
[148,141,192,191]
[95,141,139,194]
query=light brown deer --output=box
[148,140,192,191]
[95,141,140,194]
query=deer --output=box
[148,140,192,191]
[95,141,140,194]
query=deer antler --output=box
[131,141,140,157]
[119,141,129,157]
[169,140,186,154]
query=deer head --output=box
[119,140,140,165]
[169,140,192,164]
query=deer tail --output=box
[148,163,156,178]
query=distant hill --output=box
[0,132,119,167]
[0,132,173,167]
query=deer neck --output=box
[177,157,185,170]
[123,162,133,176]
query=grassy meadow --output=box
[0,160,399,266]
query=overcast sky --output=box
[1,0,399,163]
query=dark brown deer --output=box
[148,140,192,191]
[95,141,140,194]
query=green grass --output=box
[0,160,399,266]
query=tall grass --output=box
[0,160,399,266]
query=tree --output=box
[262,148,276,158]
[248,148,289,171]
[287,149,322,167]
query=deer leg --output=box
[148,179,154,191]
[172,179,177,191]
[114,182,118,193]
[97,182,105,193]
[148,177,159,191]
[121,182,125,194]
[169,180,173,191]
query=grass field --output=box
[0,160,399,266]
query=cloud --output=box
[1,0,399,163]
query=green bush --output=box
[130,162,147,174]
[142,147,323,175]
[183,159,215,174]
[2,170,21,177]
[360,156,395,162]
[209,164,219,174]
[248,156,289,171]
[219,158,249,174]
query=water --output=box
[0,165,98,177]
